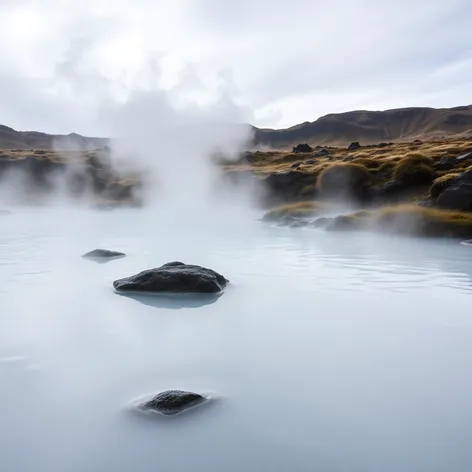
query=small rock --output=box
[348,142,361,151]
[456,150,472,162]
[314,149,330,157]
[291,162,301,169]
[412,139,423,145]
[292,143,313,153]
[138,390,208,416]
[306,159,317,165]
[82,249,126,261]
[113,261,229,294]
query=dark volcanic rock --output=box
[435,156,457,171]
[314,148,330,157]
[113,261,229,294]
[348,141,361,151]
[263,171,317,202]
[138,390,207,415]
[370,180,407,203]
[456,150,472,162]
[292,143,313,153]
[436,183,472,211]
[291,162,302,169]
[452,169,472,185]
[82,249,126,261]
[306,159,317,165]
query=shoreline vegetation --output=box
[2,136,472,238]
[228,137,472,239]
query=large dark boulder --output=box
[451,169,472,185]
[113,261,229,294]
[434,156,457,171]
[82,249,126,261]
[138,390,207,415]
[292,143,313,153]
[436,183,472,211]
[370,180,407,203]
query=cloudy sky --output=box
[1,0,471,135]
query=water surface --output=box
[1,206,472,472]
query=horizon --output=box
[3,102,472,138]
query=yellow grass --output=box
[328,204,472,238]
[262,201,328,220]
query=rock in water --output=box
[82,249,126,261]
[138,390,207,415]
[113,261,229,294]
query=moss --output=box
[327,204,472,238]
[352,157,381,169]
[317,163,371,199]
[262,201,327,221]
[392,155,435,185]
[430,173,460,199]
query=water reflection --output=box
[114,291,224,309]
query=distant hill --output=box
[252,105,472,148]
[1,105,472,150]
[0,125,108,150]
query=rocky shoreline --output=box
[2,137,472,238]
[226,138,472,239]
[0,147,142,206]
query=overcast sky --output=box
[1,0,471,135]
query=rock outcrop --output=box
[436,183,472,211]
[113,261,229,294]
[348,142,361,151]
[292,143,313,153]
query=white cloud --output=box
[0,0,470,133]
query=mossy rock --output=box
[430,173,460,199]
[393,156,435,185]
[317,163,371,200]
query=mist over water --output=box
[2,209,472,472]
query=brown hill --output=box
[252,105,472,149]
[0,125,108,150]
[2,105,472,150]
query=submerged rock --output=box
[138,390,208,416]
[113,261,229,294]
[82,249,126,261]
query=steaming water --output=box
[1,206,472,472]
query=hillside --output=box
[1,105,472,150]
[252,105,472,149]
[0,125,108,150]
